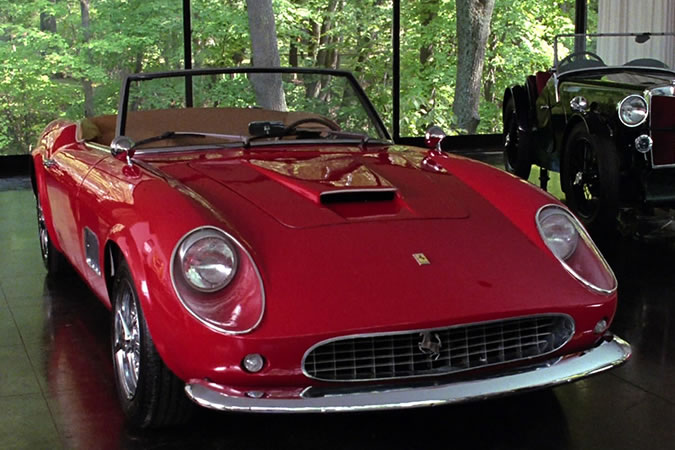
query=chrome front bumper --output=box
[184,335,631,413]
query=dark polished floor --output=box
[2,171,675,449]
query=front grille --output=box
[303,315,574,382]
[650,94,675,167]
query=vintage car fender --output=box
[503,85,532,133]
[563,111,614,142]
[559,112,616,183]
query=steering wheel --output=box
[558,51,605,70]
[286,117,341,131]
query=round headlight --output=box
[179,229,238,292]
[536,204,617,294]
[618,95,648,127]
[538,208,579,261]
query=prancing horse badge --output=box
[413,253,430,266]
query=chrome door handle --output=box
[43,159,57,169]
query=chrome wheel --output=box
[36,199,49,265]
[113,278,141,400]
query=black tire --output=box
[561,123,620,232]
[36,195,68,274]
[111,260,194,428]
[503,97,532,179]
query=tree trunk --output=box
[306,0,341,99]
[245,0,287,111]
[453,0,495,134]
[80,0,94,117]
[40,0,57,34]
[418,0,439,65]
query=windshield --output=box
[118,68,390,149]
[554,33,675,74]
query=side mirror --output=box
[424,126,446,151]
[111,135,135,166]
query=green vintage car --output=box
[503,32,675,232]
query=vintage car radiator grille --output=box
[651,94,675,167]
[303,315,574,382]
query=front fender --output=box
[564,112,613,144]
[96,171,244,380]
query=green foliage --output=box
[0,0,577,155]
[399,0,576,136]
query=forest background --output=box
[0,0,593,156]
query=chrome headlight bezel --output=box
[536,204,617,295]
[170,226,265,335]
[617,94,648,127]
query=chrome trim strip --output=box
[184,335,630,413]
[169,225,265,335]
[83,142,111,153]
[300,313,575,382]
[536,204,617,295]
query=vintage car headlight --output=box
[171,226,265,334]
[618,95,648,127]
[179,229,238,292]
[536,205,617,294]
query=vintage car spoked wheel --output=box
[111,261,193,428]
[36,195,68,274]
[562,124,619,231]
[503,98,532,179]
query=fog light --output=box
[242,353,265,373]
[246,391,265,399]
[594,319,609,334]
[635,134,653,153]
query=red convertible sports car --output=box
[31,67,631,428]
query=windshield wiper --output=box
[131,131,246,149]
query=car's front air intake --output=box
[303,314,575,382]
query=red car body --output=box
[31,68,630,427]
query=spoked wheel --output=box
[111,261,194,428]
[503,98,532,179]
[562,124,619,232]
[36,195,68,274]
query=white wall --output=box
[597,0,675,67]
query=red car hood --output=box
[154,146,606,337]
[187,145,469,228]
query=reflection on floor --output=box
[2,175,675,449]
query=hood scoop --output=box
[320,188,397,204]
[246,156,398,206]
